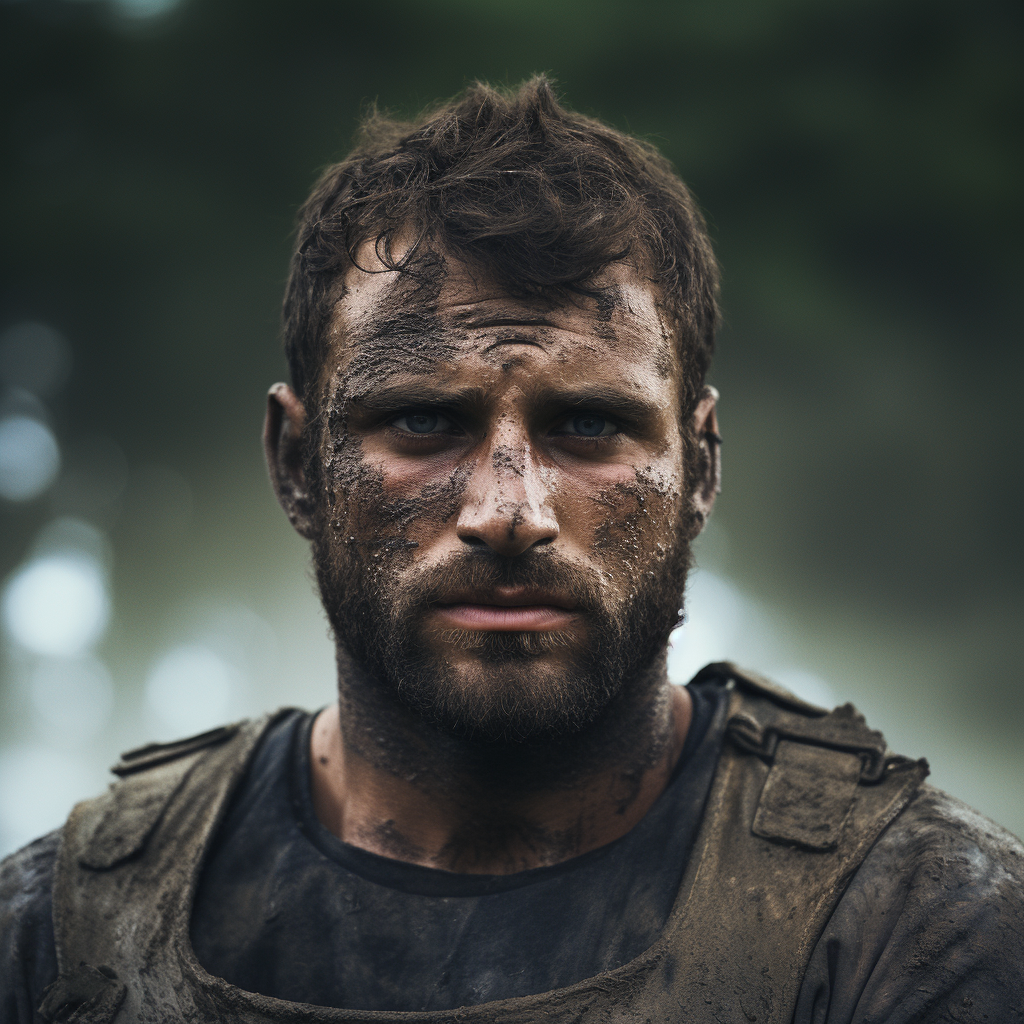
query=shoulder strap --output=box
[42,713,285,1023]
[73,723,243,872]
[652,664,929,1022]
[432,673,930,1024]
[113,723,243,777]
[717,662,918,848]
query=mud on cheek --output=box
[589,467,693,605]
[590,469,684,555]
[319,435,475,589]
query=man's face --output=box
[308,250,700,744]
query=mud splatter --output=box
[594,286,617,323]
[491,445,525,477]
[323,461,476,575]
[590,467,680,557]
[322,247,460,408]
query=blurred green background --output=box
[1,0,1021,855]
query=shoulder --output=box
[863,784,1024,950]
[861,785,1024,961]
[0,712,301,1020]
[796,785,1024,1023]
[1,828,60,904]
[871,783,1024,887]
[851,784,1024,947]
[0,830,61,1023]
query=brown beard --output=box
[312,518,693,747]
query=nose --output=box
[456,439,559,557]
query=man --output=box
[2,78,1022,1023]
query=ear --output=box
[690,385,721,523]
[264,383,315,539]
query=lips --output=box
[430,587,580,632]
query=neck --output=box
[309,655,693,874]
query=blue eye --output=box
[564,414,617,437]
[406,413,438,434]
[392,411,451,434]
[574,415,606,436]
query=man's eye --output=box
[556,414,619,438]
[391,411,454,434]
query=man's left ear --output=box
[264,383,316,539]
[691,385,721,524]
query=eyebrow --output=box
[347,382,488,412]
[534,386,661,424]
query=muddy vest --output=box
[41,664,928,1024]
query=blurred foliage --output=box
[1,0,1021,722]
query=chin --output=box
[394,636,620,744]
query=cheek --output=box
[390,463,475,544]
[585,466,687,575]
[315,431,405,582]
[319,429,381,534]
[325,448,474,558]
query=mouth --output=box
[429,587,580,632]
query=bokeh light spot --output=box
[2,553,110,656]
[113,0,182,19]
[669,570,761,683]
[32,517,112,571]
[0,415,61,501]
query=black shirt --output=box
[189,681,724,1010]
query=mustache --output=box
[394,550,608,613]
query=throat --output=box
[309,668,691,874]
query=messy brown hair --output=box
[282,76,719,418]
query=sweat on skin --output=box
[264,243,721,875]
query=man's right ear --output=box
[264,383,315,539]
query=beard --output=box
[313,521,693,746]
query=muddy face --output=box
[308,249,699,744]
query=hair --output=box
[282,76,719,419]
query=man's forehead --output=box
[323,249,677,392]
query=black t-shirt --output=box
[189,681,725,1010]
